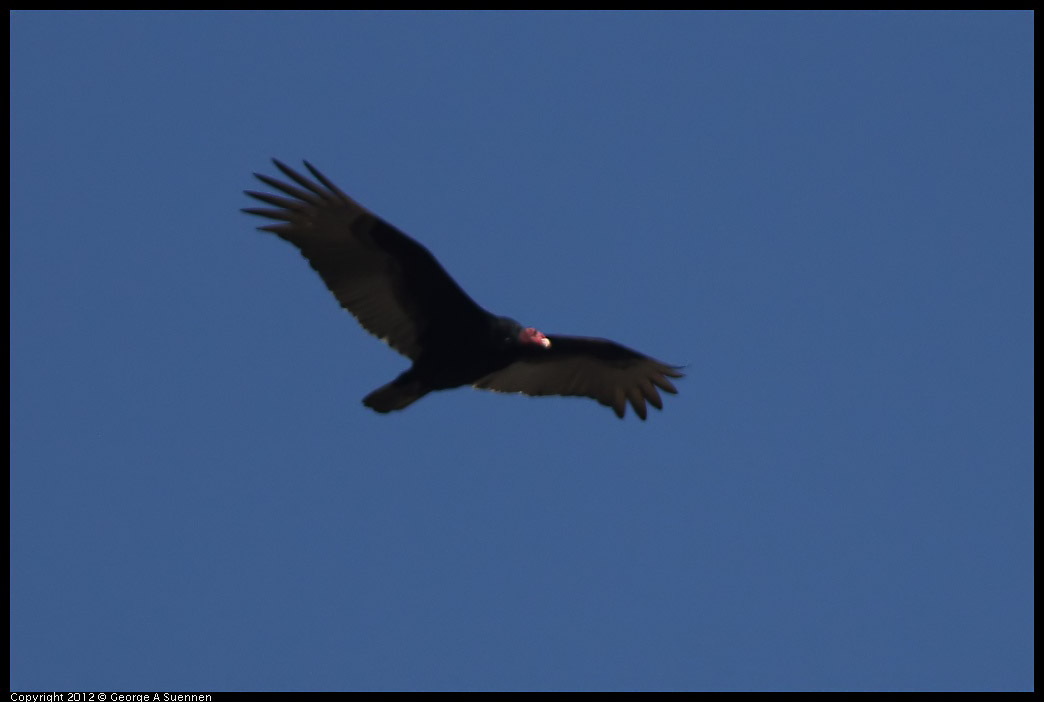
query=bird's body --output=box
[244,160,682,419]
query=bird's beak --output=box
[521,327,551,348]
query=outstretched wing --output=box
[244,160,490,360]
[474,336,683,419]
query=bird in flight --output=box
[244,160,682,419]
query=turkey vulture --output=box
[244,160,682,419]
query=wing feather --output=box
[243,160,490,360]
[474,336,683,420]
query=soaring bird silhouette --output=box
[244,160,682,419]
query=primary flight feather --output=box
[244,160,682,419]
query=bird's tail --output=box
[362,374,429,413]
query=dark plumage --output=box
[244,160,682,419]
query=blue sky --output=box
[10,11,1033,692]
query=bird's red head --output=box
[518,327,551,348]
